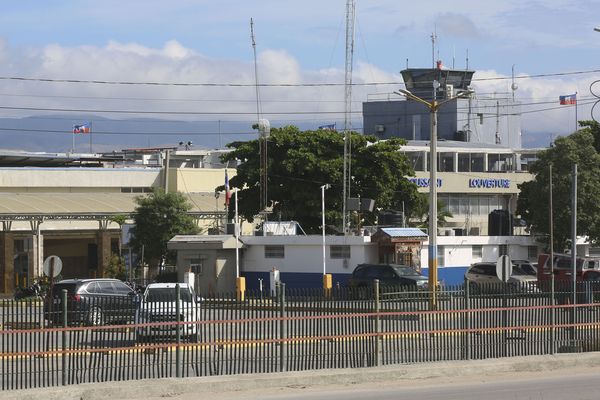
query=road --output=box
[206,367,600,400]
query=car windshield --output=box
[145,288,192,302]
[392,266,421,277]
[512,264,536,276]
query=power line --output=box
[0,67,597,87]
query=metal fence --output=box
[2,280,600,390]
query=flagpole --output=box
[575,92,578,133]
[72,127,75,153]
[89,121,93,153]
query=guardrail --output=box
[2,281,600,390]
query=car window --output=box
[97,281,115,294]
[145,287,192,302]
[113,281,133,294]
[353,266,367,278]
[86,282,100,294]
[393,266,420,277]
[51,283,78,296]
[513,264,536,276]
[379,267,396,279]
[482,264,497,276]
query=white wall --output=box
[241,235,377,275]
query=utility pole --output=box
[342,0,356,234]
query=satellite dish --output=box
[43,255,63,278]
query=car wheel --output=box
[87,306,104,326]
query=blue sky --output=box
[0,0,598,150]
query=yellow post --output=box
[236,276,246,302]
[323,274,332,298]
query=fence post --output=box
[374,279,381,367]
[175,283,181,378]
[61,289,67,386]
[278,283,287,372]
[463,278,470,360]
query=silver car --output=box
[465,261,539,294]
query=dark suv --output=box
[348,263,429,289]
[44,278,138,326]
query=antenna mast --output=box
[342,0,356,234]
[251,18,269,214]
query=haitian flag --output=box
[73,122,91,134]
[559,94,577,105]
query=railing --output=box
[2,281,600,390]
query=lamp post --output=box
[394,86,472,309]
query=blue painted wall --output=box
[242,266,468,290]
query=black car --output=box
[43,278,138,326]
[348,263,429,290]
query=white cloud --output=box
[0,38,593,148]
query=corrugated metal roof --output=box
[379,227,427,238]
[0,192,221,215]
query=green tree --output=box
[219,125,422,233]
[517,121,600,251]
[129,189,201,268]
[104,254,127,281]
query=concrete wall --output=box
[170,168,236,194]
[0,168,161,190]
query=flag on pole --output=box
[225,169,231,207]
[559,94,577,105]
[73,122,91,134]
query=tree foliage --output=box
[130,189,201,267]
[219,125,424,233]
[517,121,600,251]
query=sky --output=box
[0,0,599,151]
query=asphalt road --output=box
[209,367,600,400]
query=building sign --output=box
[408,178,442,188]
[468,178,510,188]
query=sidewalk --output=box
[6,352,600,400]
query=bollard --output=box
[323,274,332,298]
[236,277,246,302]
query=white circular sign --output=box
[496,255,513,282]
[43,255,63,277]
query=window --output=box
[437,246,445,267]
[330,245,351,259]
[472,245,483,258]
[265,245,285,259]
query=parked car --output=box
[465,261,539,294]
[348,263,429,290]
[135,283,202,343]
[43,278,138,326]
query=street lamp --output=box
[394,86,472,309]
[321,184,331,276]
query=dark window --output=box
[265,245,285,259]
[330,245,351,259]
[86,282,100,294]
[353,266,367,278]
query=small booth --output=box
[371,228,427,271]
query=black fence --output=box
[2,280,600,391]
